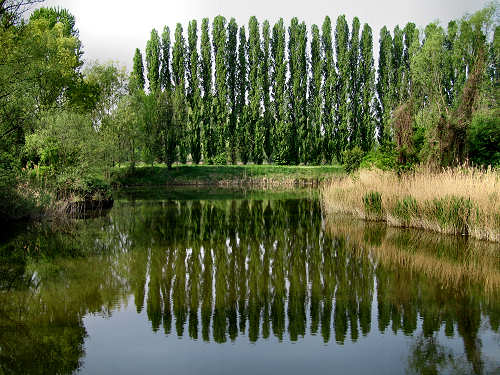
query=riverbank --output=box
[321,167,500,242]
[110,164,344,188]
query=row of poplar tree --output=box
[128,15,449,165]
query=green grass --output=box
[110,163,344,187]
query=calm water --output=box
[1,188,499,375]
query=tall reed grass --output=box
[322,167,500,242]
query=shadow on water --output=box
[0,188,499,374]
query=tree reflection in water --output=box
[0,192,499,374]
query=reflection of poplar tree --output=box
[188,247,201,339]
[201,246,213,341]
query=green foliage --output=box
[187,20,202,164]
[335,15,350,161]
[342,146,364,174]
[172,23,188,163]
[393,195,418,226]
[131,48,146,91]
[236,25,249,164]
[359,24,376,152]
[359,147,398,170]
[467,110,500,167]
[212,16,228,159]
[430,196,473,235]
[308,24,322,164]
[272,19,288,165]
[226,18,238,164]
[321,16,336,164]
[248,16,263,164]
[145,28,161,92]
[376,26,393,146]
[363,191,383,218]
[160,26,172,91]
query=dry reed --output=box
[321,167,500,242]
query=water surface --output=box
[1,188,499,375]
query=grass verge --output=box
[321,167,500,242]
[111,163,344,188]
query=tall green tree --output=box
[322,16,336,163]
[236,26,249,164]
[212,15,228,162]
[131,48,145,91]
[402,22,418,101]
[200,18,215,163]
[145,28,161,93]
[187,20,202,164]
[271,19,288,165]
[172,23,187,163]
[348,17,361,149]
[248,16,263,164]
[376,26,393,145]
[392,25,404,105]
[359,23,376,152]
[226,18,238,164]
[309,24,322,164]
[161,26,172,92]
[288,18,307,165]
[335,15,349,161]
[261,20,273,162]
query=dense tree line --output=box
[127,8,497,166]
[0,1,498,219]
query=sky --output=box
[33,0,492,71]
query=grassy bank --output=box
[322,167,500,242]
[111,164,344,187]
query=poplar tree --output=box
[309,24,322,164]
[322,16,336,164]
[402,22,418,100]
[212,15,228,162]
[392,25,404,105]
[200,18,215,163]
[236,26,249,164]
[271,19,288,165]
[261,20,272,162]
[226,18,238,164]
[145,28,161,93]
[161,26,172,91]
[248,16,263,164]
[376,26,393,145]
[335,15,349,161]
[172,23,188,163]
[131,48,145,91]
[359,23,376,152]
[187,20,202,164]
[287,18,307,165]
[348,17,361,149]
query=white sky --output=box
[34,0,492,71]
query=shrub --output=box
[467,110,500,167]
[213,152,227,165]
[343,146,365,174]
[359,147,398,171]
